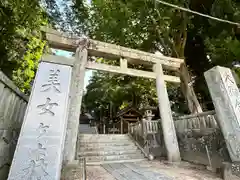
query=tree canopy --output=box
[0,0,239,119]
[66,0,240,119]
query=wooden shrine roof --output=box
[115,106,143,119]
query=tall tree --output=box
[185,0,240,108]
[56,0,240,117]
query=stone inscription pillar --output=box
[153,63,181,162]
[8,62,72,180]
[63,40,88,163]
[205,66,240,162]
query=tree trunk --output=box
[172,11,203,114]
[180,63,203,113]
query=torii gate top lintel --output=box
[42,27,184,83]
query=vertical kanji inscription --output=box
[8,62,72,180]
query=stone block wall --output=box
[177,128,229,166]
[174,114,218,133]
[147,114,219,158]
[176,124,240,176]
[0,71,28,179]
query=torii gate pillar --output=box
[63,41,88,163]
[153,63,181,162]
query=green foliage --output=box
[84,71,158,119]
[71,0,190,55]
[0,0,48,93]
[205,35,240,67]
[13,36,46,93]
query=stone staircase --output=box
[77,134,145,165]
[79,124,97,134]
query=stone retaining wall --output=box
[177,128,240,176]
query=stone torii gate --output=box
[8,28,185,180]
[43,28,184,162]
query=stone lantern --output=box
[144,110,154,121]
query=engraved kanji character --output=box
[37,123,50,138]
[31,143,46,161]
[42,69,61,93]
[224,72,239,97]
[227,85,238,96]
[37,98,58,116]
[22,158,50,180]
[225,73,234,84]
[10,144,51,180]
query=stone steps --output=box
[78,134,130,142]
[78,149,142,156]
[77,134,145,164]
[79,134,129,138]
[86,158,145,165]
[79,141,134,147]
[82,153,144,162]
[79,124,97,134]
[79,145,138,152]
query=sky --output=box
[54,49,93,90]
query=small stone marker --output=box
[8,62,72,180]
[221,162,232,180]
[205,66,240,162]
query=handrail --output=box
[128,121,143,144]
[94,126,99,134]
[142,119,159,135]
[128,120,161,159]
[128,133,149,158]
